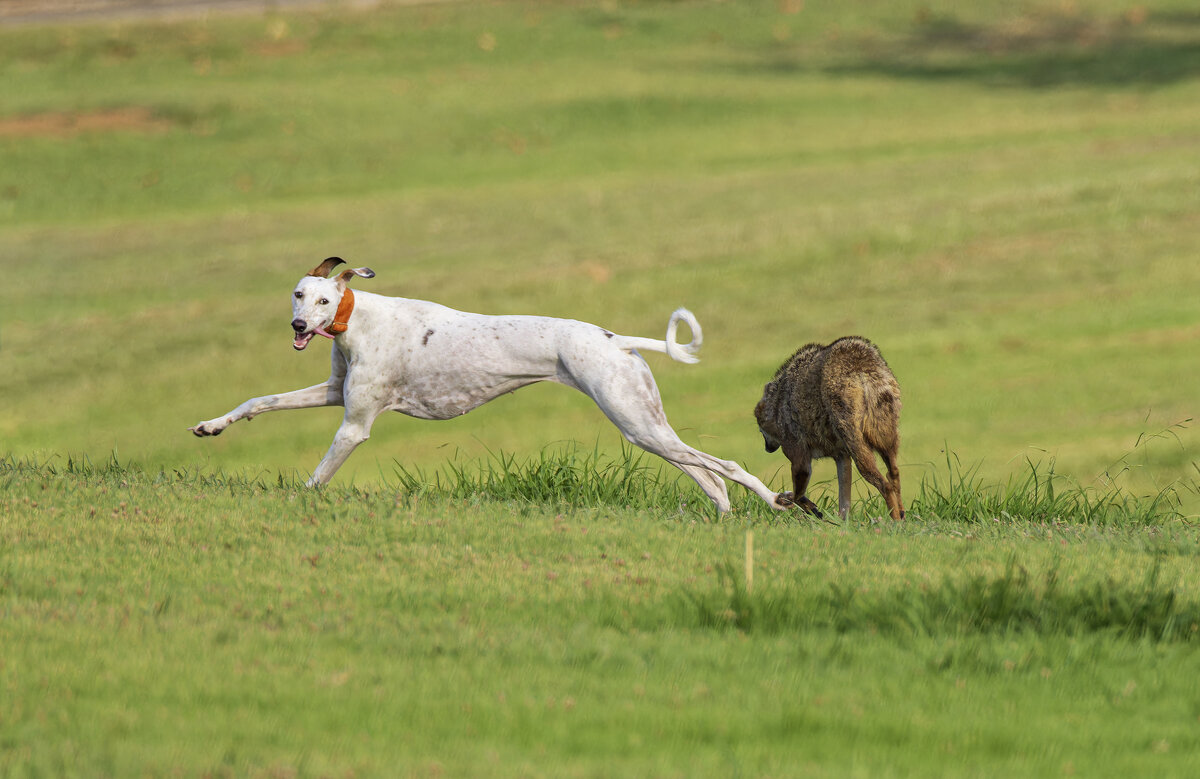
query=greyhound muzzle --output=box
[292,289,355,351]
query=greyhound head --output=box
[291,257,375,351]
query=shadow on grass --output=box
[764,7,1200,88]
[661,557,1200,643]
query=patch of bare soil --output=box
[0,0,385,26]
[0,107,172,138]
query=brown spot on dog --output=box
[422,329,435,346]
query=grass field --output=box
[4,457,1200,777]
[2,0,1197,508]
[2,0,1200,774]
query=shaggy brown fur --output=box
[754,336,904,520]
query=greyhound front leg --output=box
[190,381,343,437]
[306,405,382,486]
[306,425,365,485]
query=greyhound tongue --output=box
[293,326,336,351]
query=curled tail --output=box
[610,307,703,364]
[664,308,702,364]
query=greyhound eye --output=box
[294,291,303,299]
[319,298,329,305]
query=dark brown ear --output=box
[337,267,375,283]
[307,257,346,278]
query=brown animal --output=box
[754,336,904,520]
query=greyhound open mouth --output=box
[293,325,336,351]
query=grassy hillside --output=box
[2,0,1197,513]
[3,458,1200,776]
[4,6,1200,774]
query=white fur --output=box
[190,270,788,512]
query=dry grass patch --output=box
[0,106,171,138]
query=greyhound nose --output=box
[291,318,307,333]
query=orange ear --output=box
[307,257,346,278]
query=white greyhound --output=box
[189,257,791,512]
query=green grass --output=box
[388,437,1194,526]
[1,0,1197,515]
[3,0,1200,774]
[4,457,1200,777]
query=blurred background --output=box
[2,0,1197,512]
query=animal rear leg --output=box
[646,434,789,511]
[606,413,734,511]
[881,448,904,520]
[847,439,896,520]
[614,422,787,511]
[864,422,904,520]
[576,355,789,511]
[673,462,731,513]
[706,453,791,510]
[656,436,790,510]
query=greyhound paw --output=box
[189,419,227,437]
[774,492,796,509]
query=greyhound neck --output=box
[328,288,355,334]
